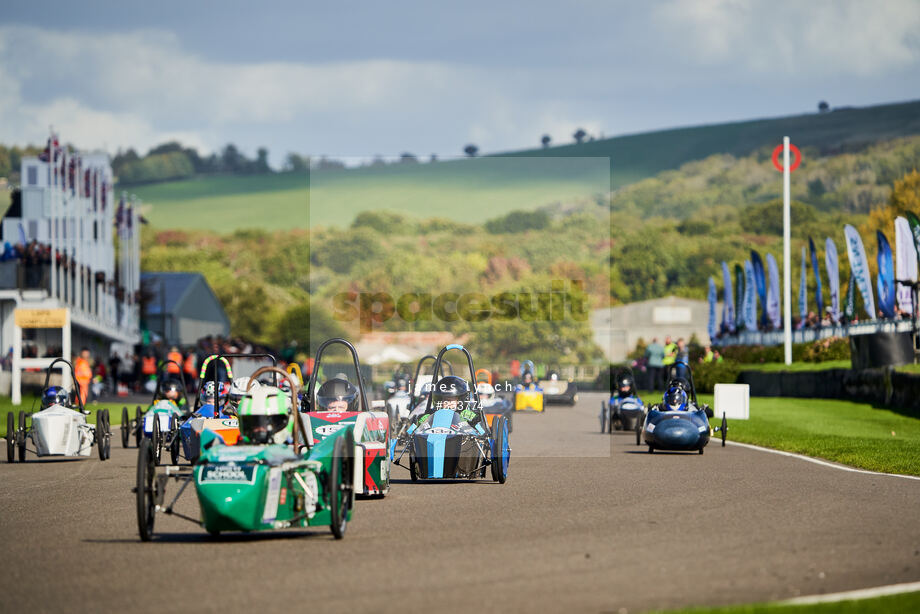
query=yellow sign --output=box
[14,308,68,328]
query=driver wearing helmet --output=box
[315,378,359,412]
[515,371,542,392]
[418,375,478,425]
[226,376,257,417]
[41,385,71,409]
[196,381,231,418]
[662,383,689,412]
[238,388,290,445]
[158,378,186,407]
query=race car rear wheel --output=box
[698,447,704,455]
[136,438,156,541]
[635,420,642,446]
[329,435,353,540]
[169,416,180,465]
[6,412,14,463]
[96,410,107,461]
[721,413,727,447]
[152,416,162,466]
[121,407,130,448]
[134,406,143,447]
[600,402,607,433]
[647,445,654,454]
[409,453,419,483]
[17,411,26,462]
[490,416,510,484]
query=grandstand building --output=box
[0,133,140,401]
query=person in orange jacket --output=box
[74,347,93,405]
[166,346,183,374]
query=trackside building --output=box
[0,133,140,401]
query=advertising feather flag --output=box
[876,230,896,318]
[895,217,918,314]
[708,277,717,341]
[766,253,781,329]
[721,261,734,333]
[825,237,840,324]
[844,224,876,319]
[809,237,824,317]
[750,250,767,327]
[798,246,807,320]
[743,260,757,331]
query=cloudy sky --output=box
[1,0,919,165]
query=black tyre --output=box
[698,447,704,455]
[721,413,727,447]
[635,419,642,446]
[329,435,354,539]
[647,445,654,454]
[134,406,142,447]
[121,407,130,448]
[490,416,510,484]
[104,410,112,459]
[409,454,419,482]
[136,438,156,541]
[7,412,14,463]
[17,411,26,462]
[169,416,180,465]
[607,410,615,434]
[96,410,107,460]
[152,416,162,466]
[600,402,607,433]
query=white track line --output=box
[780,580,920,605]
[726,440,920,481]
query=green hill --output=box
[131,99,920,230]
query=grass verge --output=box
[697,394,920,476]
[648,590,920,613]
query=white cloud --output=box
[653,0,920,76]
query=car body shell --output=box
[29,405,95,457]
[302,410,390,497]
[642,406,711,451]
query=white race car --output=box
[6,358,111,463]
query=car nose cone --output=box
[655,419,699,447]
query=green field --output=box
[652,590,920,614]
[129,99,920,230]
[699,394,920,476]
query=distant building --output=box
[141,272,229,346]
[592,296,713,362]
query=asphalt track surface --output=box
[2,392,919,614]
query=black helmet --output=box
[616,372,635,396]
[667,377,691,395]
[432,375,469,409]
[162,378,183,397]
[316,378,359,412]
[664,386,688,411]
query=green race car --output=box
[135,364,355,540]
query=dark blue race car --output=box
[641,361,726,454]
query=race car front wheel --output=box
[329,435,354,540]
[721,413,727,447]
[121,407,130,448]
[152,416,162,466]
[6,412,14,463]
[490,416,510,484]
[136,438,156,541]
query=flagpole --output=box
[783,136,793,365]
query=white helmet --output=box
[229,376,258,410]
[476,382,495,398]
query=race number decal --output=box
[426,427,453,435]
[316,424,345,436]
[200,462,256,484]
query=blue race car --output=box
[393,344,509,483]
[601,368,645,443]
[641,361,726,454]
